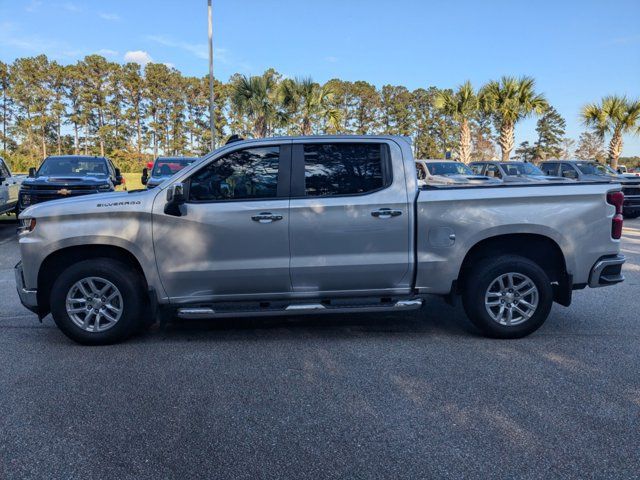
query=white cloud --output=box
[99,12,120,21]
[96,48,118,57]
[124,50,153,66]
[325,56,339,63]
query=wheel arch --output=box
[457,233,572,306]
[37,244,149,316]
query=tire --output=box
[50,258,147,345]
[461,254,553,339]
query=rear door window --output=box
[470,163,485,175]
[560,164,579,179]
[485,164,502,179]
[302,143,388,197]
[541,163,559,176]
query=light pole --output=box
[207,0,215,151]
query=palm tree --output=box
[581,96,640,170]
[230,73,281,138]
[480,76,548,161]
[278,77,340,135]
[434,81,479,163]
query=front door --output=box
[288,140,412,295]
[153,143,292,302]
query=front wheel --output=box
[461,255,553,339]
[50,258,147,345]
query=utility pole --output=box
[207,0,215,151]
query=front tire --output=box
[461,255,553,339]
[50,258,147,345]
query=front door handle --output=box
[371,208,402,219]
[251,212,283,223]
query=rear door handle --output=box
[371,208,402,219]
[251,212,283,223]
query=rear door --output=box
[152,142,292,301]
[288,140,412,295]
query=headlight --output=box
[98,184,112,191]
[17,217,36,234]
[20,193,31,206]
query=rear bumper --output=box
[588,254,625,288]
[14,261,39,313]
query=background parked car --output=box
[539,160,640,218]
[469,161,571,183]
[141,156,199,189]
[18,155,122,214]
[416,159,501,185]
[0,157,25,216]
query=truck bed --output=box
[414,181,621,294]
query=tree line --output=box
[0,54,638,172]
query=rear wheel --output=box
[50,258,147,345]
[462,255,553,338]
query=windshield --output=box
[152,158,197,177]
[37,157,109,177]
[427,162,474,176]
[575,162,611,176]
[501,162,544,176]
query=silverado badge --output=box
[57,188,71,195]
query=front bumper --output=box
[14,261,39,313]
[588,254,625,288]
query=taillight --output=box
[607,191,624,239]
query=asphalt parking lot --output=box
[1,216,639,480]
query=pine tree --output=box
[533,106,565,160]
[0,61,13,152]
[514,141,536,162]
[575,131,606,161]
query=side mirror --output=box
[114,167,123,186]
[141,167,148,185]
[28,167,36,178]
[164,183,186,216]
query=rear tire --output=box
[461,255,553,339]
[50,258,147,345]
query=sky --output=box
[1,0,639,155]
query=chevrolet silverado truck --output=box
[17,155,123,214]
[15,136,626,345]
[0,157,25,216]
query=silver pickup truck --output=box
[0,157,24,215]
[15,136,626,345]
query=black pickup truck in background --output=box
[17,155,122,214]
